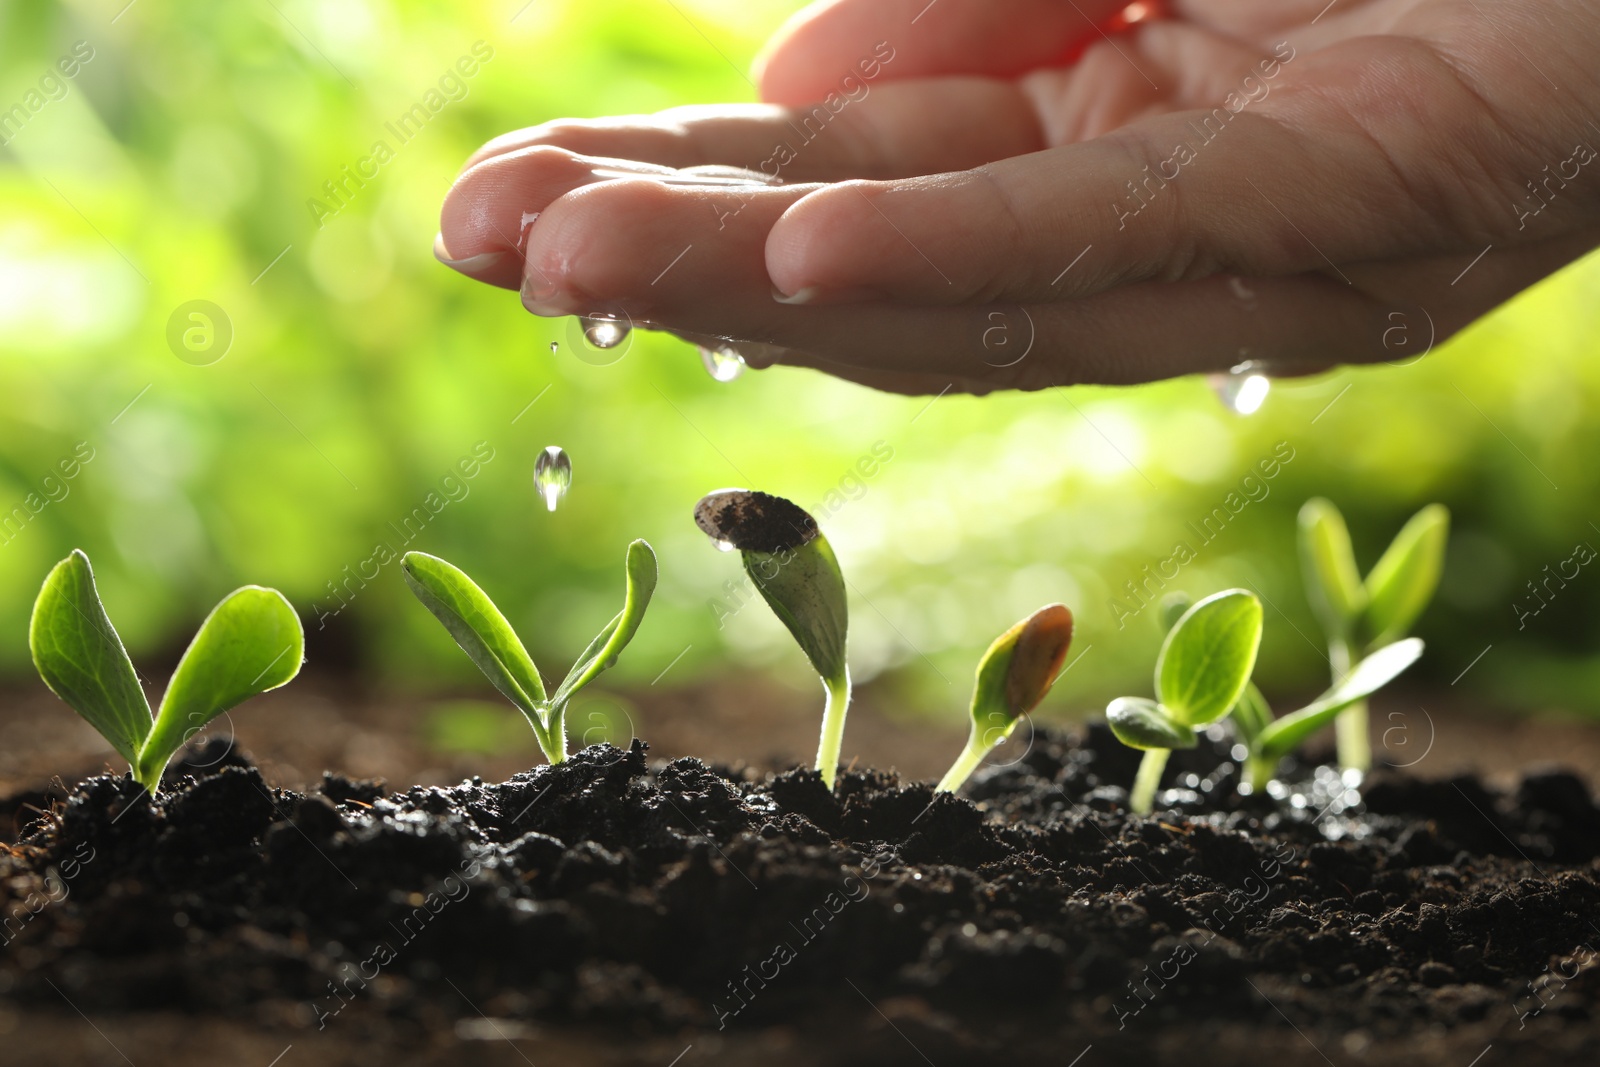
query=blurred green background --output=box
[2,0,1598,733]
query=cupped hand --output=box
[438,0,1600,394]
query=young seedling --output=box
[1299,499,1449,770]
[402,540,656,765]
[695,489,851,788]
[1106,589,1262,815]
[29,549,304,793]
[1234,637,1425,793]
[936,604,1074,793]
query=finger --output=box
[459,80,1044,183]
[516,174,1403,388]
[755,0,1131,105]
[519,175,1056,379]
[438,148,720,290]
[764,38,1513,307]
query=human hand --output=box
[437,0,1600,395]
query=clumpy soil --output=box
[2,727,1598,1067]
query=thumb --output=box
[764,40,1504,306]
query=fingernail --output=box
[772,285,820,305]
[434,233,505,273]
[771,285,878,306]
[520,272,571,317]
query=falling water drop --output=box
[549,342,559,354]
[1208,360,1271,416]
[533,446,571,512]
[579,315,629,350]
[697,344,746,383]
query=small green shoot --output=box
[695,489,851,788]
[1298,499,1448,770]
[1106,589,1263,814]
[29,549,304,793]
[936,604,1074,793]
[402,540,656,764]
[1237,638,1425,792]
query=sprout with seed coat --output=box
[695,489,851,789]
[30,550,304,793]
[936,604,1074,793]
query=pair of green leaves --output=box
[1299,499,1449,652]
[401,540,656,764]
[30,550,304,792]
[1107,590,1264,753]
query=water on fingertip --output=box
[698,344,746,383]
[533,446,571,512]
[1208,360,1271,416]
[579,315,629,350]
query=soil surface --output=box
[2,726,1598,1067]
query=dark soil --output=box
[2,727,1598,1066]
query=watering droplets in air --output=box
[1208,360,1271,416]
[579,315,630,350]
[534,446,571,512]
[549,342,558,354]
[698,344,746,383]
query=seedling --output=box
[1106,589,1262,814]
[1234,637,1425,792]
[695,489,850,788]
[1299,499,1449,770]
[402,540,656,764]
[936,604,1074,793]
[29,549,304,793]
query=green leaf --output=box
[1155,589,1263,727]
[1298,498,1366,637]
[1362,505,1449,648]
[402,552,547,715]
[1231,682,1274,746]
[1255,638,1425,761]
[137,587,303,789]
[29,550,152,765]
[550,539,658,708]
[1107,697,1198,751]
[743,533,849,689]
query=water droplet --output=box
[579,316,629,350]
[1208,360,1271,416]
[713,539,736,553]
[549,342,558,354]
[533,446,571,512]
[697,344,746,383]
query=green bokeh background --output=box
[2,0,1598,723]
